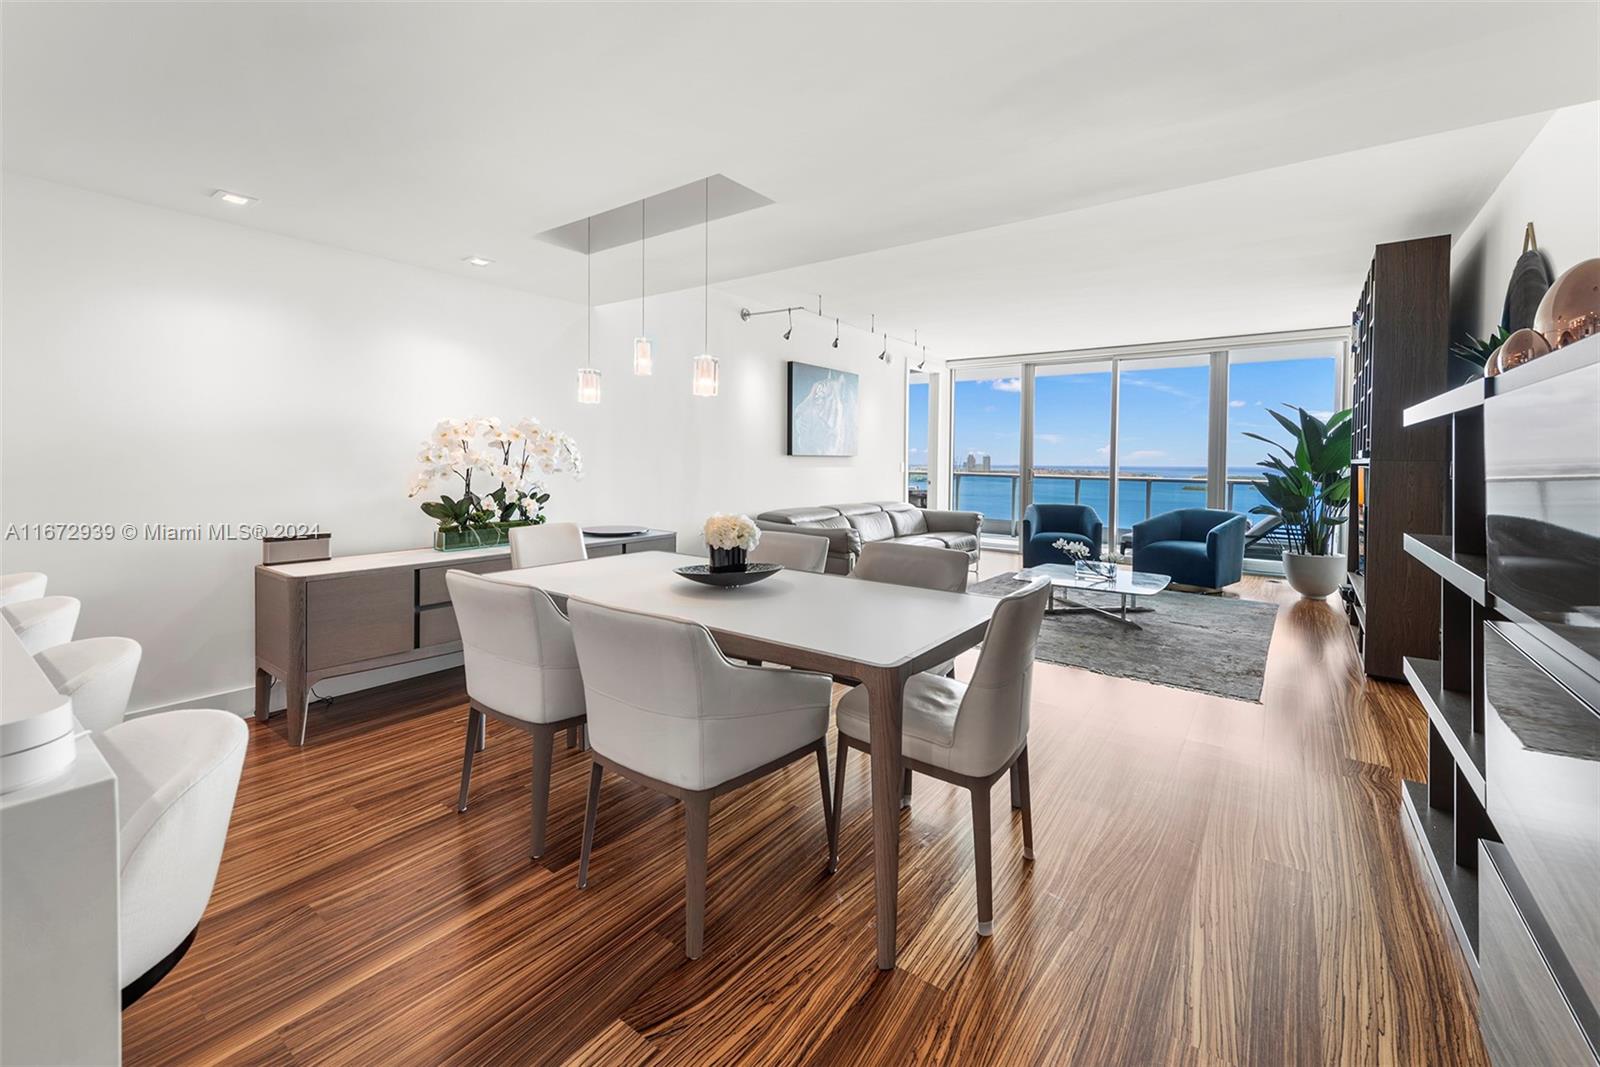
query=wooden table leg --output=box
[253,668,273,724]
[286,676,310,746]
[864,666,906,970]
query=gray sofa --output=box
[756,502,982,575]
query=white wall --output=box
[1,175,902,714]
[1450,102,1600,339]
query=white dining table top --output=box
[487,552,999,670]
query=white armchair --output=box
[0,571,47,607]
[35,636,142,732]
[3,595,81,654]
[94,709,247,1005]
[833,576,1050,936]
[567,598,835,959]
[509,521,587,569]
[447,570,585,858]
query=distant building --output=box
[963,451,991,472]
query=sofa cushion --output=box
[758,506,844,526]
[883,503,929,537]
[890,534,946,550]
[848,508,897,544]
[917,531,979,555]
[832,502,884,518]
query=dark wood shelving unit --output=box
[1343,235,1451,680]
[1396,359,1497,979]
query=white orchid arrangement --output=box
[408,416,582,531]
[1053,538,1091,560]
[704,513,761,552]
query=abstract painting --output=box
[787,361,859,456]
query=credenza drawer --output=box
[306,571,415,670]
[1479,842,1599,1067]
[416,604,460,649]
[417,557,511,606]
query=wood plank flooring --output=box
[123,555,1487,1065]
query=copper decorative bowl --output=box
[1534,257,1600,349]
[674,563,783,588]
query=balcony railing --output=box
[921,471,1273,554]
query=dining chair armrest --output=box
[703,657,834,719]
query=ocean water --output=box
[907,467,1266,526]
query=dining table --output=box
[488,550,999,970]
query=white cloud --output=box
[1125,449,1167,462]
[1123,376,1195,400]
[1229,399,1247,408]
[991,377,1022,393]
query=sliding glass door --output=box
[1030,361,1113,552]
[951,364,1022,535]
[1114,353,1212,544]
[906,369,931,505]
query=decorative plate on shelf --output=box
[674,563,783,588]
[583,525,648,538]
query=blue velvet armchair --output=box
[1021,504,1103,567]
[1131,508,1248,589]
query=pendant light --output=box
[576,216,602,404]
[691,177,719,397]
[633,198,653,375]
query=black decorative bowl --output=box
[674,563,783,588]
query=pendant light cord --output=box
[703,177,709,352]
[586,215,592,366]
[640,199,646,335]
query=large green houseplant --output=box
[1244,405,1353,597]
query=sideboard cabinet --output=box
[254,529,676,744]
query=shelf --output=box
[1347,570,1365,605]
[1403,656,1486,803]
[1400,779,1481,971]
[1404,533,1488,605]
[1403,377,1492,426]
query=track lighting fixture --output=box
[738,301,930,368]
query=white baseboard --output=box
[128,653,465,721]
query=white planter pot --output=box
[1281,551,1347,599]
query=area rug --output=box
[970,573,1279,702]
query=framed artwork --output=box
[787,361,859,456]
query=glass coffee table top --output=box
[1017,565,1171,596]
[1015,565,1171,628]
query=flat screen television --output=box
[1483,343,1600,681]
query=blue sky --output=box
[910,356,1336,472]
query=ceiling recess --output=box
[536,174,773,254]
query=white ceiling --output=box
[5,2,1598,358]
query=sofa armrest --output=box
[755,519,860,559]
[1132,510,1181,550]
[920,509,981,536]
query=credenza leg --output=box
[286,677,311,746]
[253,669,273,724]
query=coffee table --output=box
[1016,564,1172,629]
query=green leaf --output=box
[1297,407,1327,468]
[1243,431,1296,462]
[419,501,453,522]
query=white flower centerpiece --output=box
[704,513,761,573]
[1053,537,1115,581]
[408,416,583,551]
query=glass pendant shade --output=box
[576,367,603,404]
[691,353,720,397]
[633,337,653,375]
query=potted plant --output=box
[1245,406,1352,598]
[408,417,583,551]
[704,513,760,572]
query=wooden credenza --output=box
[254,529,676,744]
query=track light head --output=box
[832,318,840,348]
[782,308,793,341]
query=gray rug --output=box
[971,574,1279,702]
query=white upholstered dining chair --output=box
[448,570,585,858]
[94,708,248,1006]
[35,636,143,732]
[833,576,1051,937]
[3,594,81,654]
[0,571,47,607]
[509,521,588,569]
[567,599,835,959]
[748,529,829,573]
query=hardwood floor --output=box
[123,554,1487,1065]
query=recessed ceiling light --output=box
[210,189,257,207]
[463,256,493,267]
